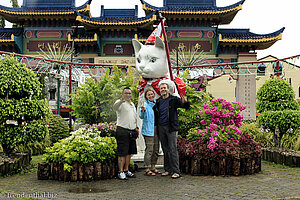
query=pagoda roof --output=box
[101,5,138,18]
[218,28,285,50]
[140,0,245,25]
[0,28,22,42]
[75,8,158,30]
[0,0,91,23]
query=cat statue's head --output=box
[132,36,169,79]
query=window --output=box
[49,89,56,100]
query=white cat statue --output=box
[132,36,180,155]
[132,36,179,99]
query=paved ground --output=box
[0,161,299,200]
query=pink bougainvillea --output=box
[85,121,117,137]
[199,98,246,151]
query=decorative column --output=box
[236,52,257,120]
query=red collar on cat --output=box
[137,77,186,97]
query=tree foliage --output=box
[178,86,212,137]
[70,66,139,124]
[256,77,300,147]
[177,69,212,137]
[0,56,51,155]
[10,0,19,8]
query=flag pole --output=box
[159,15,174,81]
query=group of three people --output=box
[113,81,190,180]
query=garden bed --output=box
[179,156,261,176]
[0,152,32,176]
[262,147,300,167]
[176,98,263,176]
[38,161,117,181]
[38,127,119,181]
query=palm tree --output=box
[171,43,207,67]
[38,43,75,114]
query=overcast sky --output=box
[1,0,299,59]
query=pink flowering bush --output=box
[85,121,117,137]
[177,135,263,161]
[198,98,246,151]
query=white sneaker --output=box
[118,172,127,180]
[125,170,136,178]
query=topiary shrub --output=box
[48,114,70,144]
[14,120,52,155]
[256,77,300,147]
[0,56,50,155]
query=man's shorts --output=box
[115,126,137,156]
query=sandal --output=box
[161,171,170,176]
[144,169,156,176]
[151,169,161,174]
[171,173,181,179]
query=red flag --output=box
[145,17,187,97]
[145,21,164,45]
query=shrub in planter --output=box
[198,98,246,150]
[43,127,117,169]
[177,135,263,175]
[48,114,70,144]
[178,98,263,175]
[41,127,117,181]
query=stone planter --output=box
[0,152,32,176]
[179,156,261,176]
[38,161,117,181]
[262,147,300,167]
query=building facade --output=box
[0,0,286,118]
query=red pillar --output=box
[69,64,73,131]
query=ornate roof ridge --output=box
[219,27,285,41]
[0,0,91,13]
[75,10,158,24]
[140,0,245,12]
[101,5,138,18]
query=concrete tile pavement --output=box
[0,161,299,200]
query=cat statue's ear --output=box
[132,39,143,54]
[154,36,165,50]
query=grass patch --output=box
[262,160,291,169]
